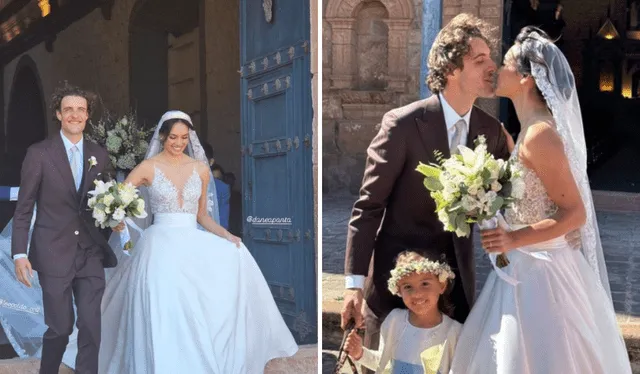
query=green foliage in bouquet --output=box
[86,109,154,171]
[416,135,525,238]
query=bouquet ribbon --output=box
[118,218,144,256]
[480,213,552,286]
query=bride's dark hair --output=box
[158,118,195,143]
[511,26,555,107]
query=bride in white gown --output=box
[449,28,632,373]
[97,110,298,373]
[0,110,297,373]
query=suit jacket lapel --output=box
[48,134,79,199]
[466,107,491,149]
[415,95,451,161]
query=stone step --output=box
[322,301,640,373]
[0,344,318,374]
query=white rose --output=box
[461,195,478,212]
[112,207,126,222]
[491,181,502,192]
[102,194,115,206]
[104,206,112,214]
[118,186,136,206]
[134,199,147,217]
[87,196,97,208]
[93,209,106,224]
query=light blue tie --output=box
[450,119,466,155]
[70,145,80,191]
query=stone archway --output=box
[5,55,47,186]
[325,0,414,92]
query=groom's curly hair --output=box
[427,13,498,94]
[50,81,97,122]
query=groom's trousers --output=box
[38,245,105,374]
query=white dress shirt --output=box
[345,94,472,290]
[13,132,84,261]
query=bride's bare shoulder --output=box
[520,119,565,164]
[194,159,211,178]
[136,158,157,171]
[524,120,562,148]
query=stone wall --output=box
[323,0,422,194]
[323,0,507,193]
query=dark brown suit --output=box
[344,95,510,356]
[11,132,117,374]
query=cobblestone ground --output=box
[322,193,640,374]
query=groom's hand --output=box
[341,289,364,330]
[14,258,33,288]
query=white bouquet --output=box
[87,180,148,250]
[416,135,525,267]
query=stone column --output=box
[327,18,357,89]
[385,19,411,92]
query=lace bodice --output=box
[504,139,558,226]
[149,165,202,214]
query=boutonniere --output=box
[88,156,98,170]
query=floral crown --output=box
[387,257,456,296]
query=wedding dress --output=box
[97,117,298,373]
[448,137,631,373]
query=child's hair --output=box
[388,250,456,318]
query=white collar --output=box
[439,93,472,131]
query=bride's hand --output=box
[565,229,582,250]
[481,227,515,253]
[112,221,125,233]
[225,232,242,248]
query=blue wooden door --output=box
[240,0,316,344]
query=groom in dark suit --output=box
[11,83,117,374]
[340,14,512,367]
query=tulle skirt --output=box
[98,213,298,373]
[450,232,631,374]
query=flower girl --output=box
[344,249,462,374]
